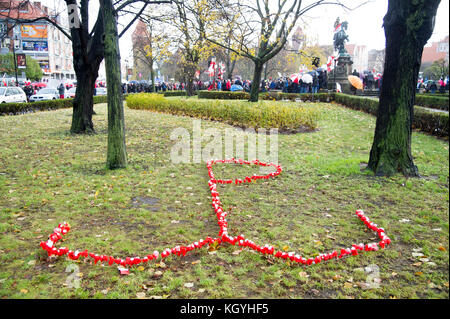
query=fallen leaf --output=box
[136,292,146,299]
[298,272,309,278]
[137,266,145,271]
[208,241,219,251]
[438,246,446,252]
[153,271,163,278]
[184,282,194,288]
[232,249,243,255]
[343,282,353,289]
[415,272,423,276]
[191,260,201,265]
[412,262,422,267]
[157,261,166,268]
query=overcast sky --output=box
[41,0,449,63]
[301,0,449,50]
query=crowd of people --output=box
[351,69,383,90]
[417,77,449,94]
[189,69,329,94]
[121,81,185,94]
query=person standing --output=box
[58,83,65,99]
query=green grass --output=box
[0,99,448,299]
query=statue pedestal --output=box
[327,54,353,93]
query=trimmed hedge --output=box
[334,93,448,137]
[414,95,449,111]
[260,92,332,103]
[0,95,113,115]
[126,93,319,131]
[198,90,250,100]
[163,90,191,97]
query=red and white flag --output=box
[334,23,342,34]
[327,56,335,72]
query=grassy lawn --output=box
[0,100,448,299]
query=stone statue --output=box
[333,18,349,56]
[328,17,353,93]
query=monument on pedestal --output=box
[328,18,353,93]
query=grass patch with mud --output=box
[0,100,448,299]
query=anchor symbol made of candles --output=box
[40,158,391,269]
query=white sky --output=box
[301,0,449,50]
[41,0,449,63]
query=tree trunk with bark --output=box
[249,60,263,102]
[150,67,156,92]
[367,0,440,176]
[68,0,104,134]
[102,0,127,169]
[70,68,99,133]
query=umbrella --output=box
[230,84,243,91]
[290,73,302,84]
[302,73,313,84]
[336,82,342,93]
[348,75,363,90]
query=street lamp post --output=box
[12,35,19,86]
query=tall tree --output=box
[1,0,168,134]
[367,0,441,176]
[133,18,172,92]
[168,0,216,96]
[0,53,43,80]
[205,0,347,102]
[101,0,127,169]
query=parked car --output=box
[29,88,60,102]
[66,87,77,98]
[95,87,107,96]
[0,86,27,103]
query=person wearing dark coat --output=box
[58,83,65,99]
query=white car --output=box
[95,87,107,96]
[67,87,77,98]
[29,88,60,102]
[0,87,27,103]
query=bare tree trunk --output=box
[102,0,127,169]
[367,0,440,176]
[68,0,104,134]
[249,60,263,102]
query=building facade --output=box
[0,1,75,80]
[422,35,449,64]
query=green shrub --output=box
[126,93,319,131]
[414,95,449,111]
[0,94,114,115]
[334,93,448,137]
[163,91,191,97]
[260,92,332,103]
[198,90,250,100]
[413,107,449,136]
